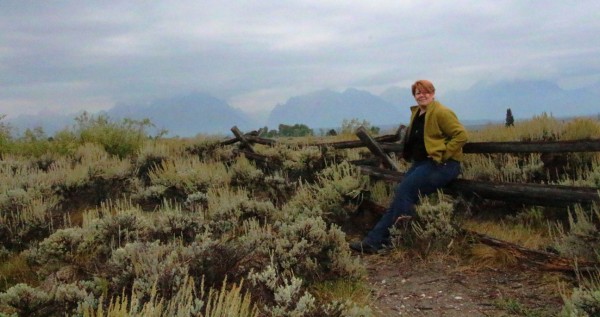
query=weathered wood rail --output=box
[221,125,600,207]
[382,139,600,154]
[358,165,599,207]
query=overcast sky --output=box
[1,1,599,118]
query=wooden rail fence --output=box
[221,125,600,271]
[222,125,600,207]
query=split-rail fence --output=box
[224,125,600,207]
[220,125,600,271]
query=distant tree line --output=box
[261,118,381,138]
[262,124,314,137]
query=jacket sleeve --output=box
[438,108,468,161]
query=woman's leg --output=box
[363,160,461,246]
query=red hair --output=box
[411,80,435,96]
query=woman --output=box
[350,79,468,253]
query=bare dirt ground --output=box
[342,200,574,316]
[355,252,567,317]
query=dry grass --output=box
[309,278,372,308]
[0,253,39,292]
[462,219,552,250]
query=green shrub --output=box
[0,114,13,155]
[74,112,153,158]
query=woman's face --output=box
[414,89,435,107]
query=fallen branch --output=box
[463,230,597,272]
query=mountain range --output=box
[6,79,600,137]
[266,88,409,130]
[106,93,253,137]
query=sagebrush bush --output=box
[27,208,153,274]
[387,191,459,252]
[273,217,362,282]
[74,143,133,183]
[553,204,600,262]
[106,241,191,301]
[228,155,264,187]
[147,156,230,198]
[1,196,57,251]
[0,282,91,317]
[250,266,316,317]
[461,153,544,183]
[283,161,367,223]
[135,142,171,186]
[412,191,458,241]
[185,136,227,161]
[560,271,600,317]
[149,205,205,243]
[205,187,278,231]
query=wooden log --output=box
[234,149,278,166]
[311,133,401,149]
[247,135,277,146]
[464,229,597,272]
[356,126,399,171]
[348,157,382,167]
[231,126,256,154]
[220,138,240,146]
[220,134,277,146]
[380,142,404,153]
[357,165,600,207]
[463,139,600,154]
[379,139,600,154]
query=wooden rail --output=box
[380,139,600,154]
[358,165,599,207]
[221,127,600,154]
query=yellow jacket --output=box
[404,100,468,163]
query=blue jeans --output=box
[364,159,461,246]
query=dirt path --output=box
[358,253,567,316]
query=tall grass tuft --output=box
[82,275,258,317]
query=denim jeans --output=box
[364,159,461,246]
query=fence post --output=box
[231,126,256,154]
[356,126,398,171]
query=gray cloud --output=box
[1,0,599,117]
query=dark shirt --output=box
[404,112,428,162]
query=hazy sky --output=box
[1,1,599,118]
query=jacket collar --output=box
[409,100,439,122]
[410,99,439,112]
